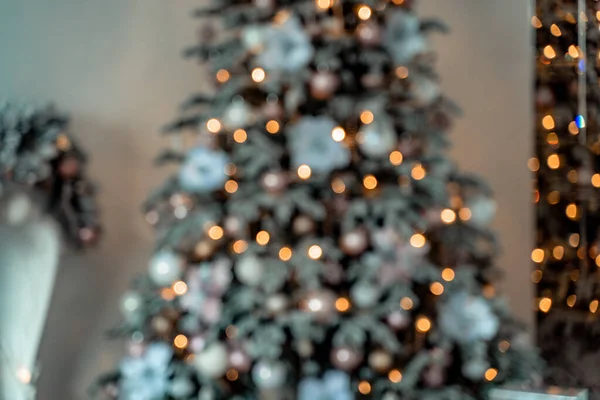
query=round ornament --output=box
[151,316,171,335]
[356,23,381,47]
[120,291,143,319]
[266,294,289,314]
[423,366,445,388]
[149,251,184,287]
[368,350,392,372]
[387,311,410,330]
[465,196,497,227]
[357,120,397,158]
[261,171,288,193]
[350,281,380,308]
[462,359,489,381]
[310,71,340,100]
[252,360,287,389]
[330,347,363,371]
[340,229,369,256]
[228,347,252,373]
[235,254,264,286]
[293,215,315,235]
[223,100,251,130]
[224,215,244,237]
[195,343,229,378]
[303,290,336,321]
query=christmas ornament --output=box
[151,316,171,335]
[330,347,363,371]
[234,254,264,286]
[286,116,351,174]
[304,290,336,321]
[297,370,353,400]
[179,146,229,193]
[119,343,172,400]
[261,171,288,193]
[411,76,441,106]
[357,119,397,158]
[350,281,380,308]
[461,359,489,381]
[438,292,499,344]
[252,360,287,389]
[423,366,445,388]
[195,342,228,378]
[223,100,251,129]
[224,215,244,237]
[309,71,340,100]
[465,196,497,227]
[148,251,184,287]
[120,292,143,319]
[297,340,314,358]
[368,350,392,372]
[266,294,289,314]
[293,215,315,235]
[340,229,369,256]
[228,347,252,373]
[356,23,381,47]
[387,311,410,330]
[257,16,314,73]
[384,9,427,65]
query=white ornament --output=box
[357,120,397,158]
[350,282,380,308]
[222,100,251,130]
[234,254,264,286]
[252,360,287,389]
[194,343,228,378]
[438,292,499,344]
[466,196,497,227]
[266,294,288,314]
[120,292,143,318]
[179,147,229,194]
[149,251,183,287]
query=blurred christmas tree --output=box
[533,0,600,396]
[99,1,541,399]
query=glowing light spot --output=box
[298,164,312,179]
[543,45,556,59]
[208,225,224,240]
[458,207,472,221]
[592,174,600,187]
[590,300,599,313]
[532,269,542,283]
[226,325,238,338]
[411,164,426,180]
[316,0,333,9]
[569,121,579,135]
[441,209,456,224]
[410,233,426,248]
[363,175,378,189]
[553,246,564,260]
[233,240,248,254]
[56,134,71,151]
[531,16,542,28]
[16,368,31,384]
[442,268,455,281]
[547,191,560,205]
[226,369,239,381]
[279,247,292,261]
[216,69,230,83]
[498,340,510,353]
[206,118,221,133]
[531,248,545,263]
[400,297,413,310]
[308,245,323,260]
[568,44,580,58]
[161,288,175,301]
[389,369,403,383]
[307,298,323,312]
[539,297,552,313]
[335,297,351,312]
[173,281,188,295]
[430,282,444,295]
[225,163,237,176]
[485,368,498,381]
[396,66,409,79]
[416,316,431,333]
[266,120,280,134]
[550,24,562,36]
[569,233,580,247]
[357,5,372,20]
[528,157,540,171]
[547,154,560,169]
[547,132,559,145]
[360,110,374,124]
[331,178,346,194]
[256,230,270,246]
[567,295,577,307]
[233,129,247,143]
[389,150,403,166]
[252,68,266,82]
[576,115,586,128]
[566,203,578,220]
[331,126,346,142]
[174,334,188,349]
[358,381,372,394]
[225,180,239,194]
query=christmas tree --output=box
[533,0,600,396]
[100,1,541,399]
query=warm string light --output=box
[256,230,270,245]
[410,233,426,248]
[206,118,222,133]
[233,129,247,143]
[539,297,552,313]
[590,299,599,313]
[225,180,239,194]
[173,281,188,295]
[532,16,543,29]
[416,316,431,333]
[208,225,224,240]
[396,66,409,79]
[569,233,580,247]
[388,369,403,383]
[298,164,312,179]
[358,381,371,394]
[531,248,545,263]
[532,269,542,283]
[335,297,351,312]
[565,203,578,220]
[440,209,456,224]
[227,369,239,381]
[251,68,266,83]
[331,126,346,142]
[527,157,540,171]
[316,0,333,10]
[363,175,378,189]
[357,5,372,20]
[266,120,280,134]
[553,245,564,260]
[567,294,577,307]
[279,247,293,261]
[174,334,188,349]
[430,282,444,295]
[458,207,472,221]
[360,110,374,124]
[411,164,426,180]
[233,240,248,254]
[550,24,562,36]
[331,178,346,194]
[568,121,579,135]
[485,368,498,381]
[216,69,230,83]
[389,150,403,166]
[400,297,413,310]
[441,268,455,281]
[16,368,32,384]
[543,45,556,59]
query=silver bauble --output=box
[465,196,497,227]
[293,215,315,235]
[224,215,244,237]
[387,311,410,330]
[149,251,184,287]
[266,294,289,314]
[330,347,363,371]
[235,254,264,286]
[252,360,287,389]
[223,100,251,130]
[350,282,380,308]
[261,171,287,193]
[310,71,340,100]
[195,343,229,378]
[340,229,369,256]
[368,349,392,372]
[357,120,397,158]
[228,347,252,373]
[462,359,489,381]
[356,23,382,47]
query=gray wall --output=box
[0,1,534,398]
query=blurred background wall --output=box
[0,0,533,398]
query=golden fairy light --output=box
[547,154,560,169]
[568,121,579,135]
[266,120,280,134]
[226,325,238,338]
[442,268,455,281]
[592,173,600,187]
[458,207,472,221]
[360,110,374,124]
[389,150,403,166]
[441,209,456,224]
[206,118,222,133]
[410,233,426,248]
[225,180,239,194]
[331,126,346,142]
[363,175,378,189]
[161,288,176,301]
[532,269,542,283]
[531,16,542,28]
[16,368,31,384]
[416,316,431,333]
[568,45,579,58]
[543,45,556,59]
[542,115,555,130]
[539,297,552,313]
[566,203,578,220]
[173,281,188,295]
[331,178,346,194]
[225,163,237,176]
[388,369,402,383]
[233,129,247,143]
[174,334,189,349]
[485,368,498,381]
[396,66,409,79]
[430,282,444,295]
[358,381,371,395]
[567,169,578,184]
[335,297,351,312]
[411,164,426,180]
[550,24,562,36]
[553,245,564,260]
[567,294,577,307]
[527,157,540,172]
[256,230,270,245]
[531,248,545,263]
[308,245,323,260]
[596,255,600,267]
[251,67,266,82]
[357,5,372,20]
[216,69,230,83]
[56,134,71,151]
[316,0,333,9]
[298,164,312,179]
[590,300,599,313]
[499,340,510,353]
[233,240,248,254]
[208,225,224,240]
[547,191,560,205]
[226,369,239,381]
[569,233,580,247]
[279,247,292,261]
[547,132,559,145]
[400,297,413,310]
